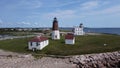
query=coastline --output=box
[0,50,120,68]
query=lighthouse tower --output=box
[51,17,60,40]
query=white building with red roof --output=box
[28,36,49,51]
[65,34,75,45]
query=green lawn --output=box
[0,34,120,55]
[0,37,31,53]
[0,32,34,36]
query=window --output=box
[55,35,57,38]
[36,42,39,46]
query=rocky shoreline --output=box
[69,51,120,68]
[0,50,120,68]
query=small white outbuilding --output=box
[65,34,75,45]
[28,36,49,51]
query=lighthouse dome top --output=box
[54,17,57,21]
[54,17,57,20]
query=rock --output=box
[69,51,120,68]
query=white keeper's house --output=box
[28,36,49,51]
[65,33,75,45]
[73,23,85,35]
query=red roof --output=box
[30,36,48,42]
[65,34,74,39]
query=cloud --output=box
[0,19,2,23]
[102,1,110,5]
[100,5,120,14]
[5,0,42,9]
[17,21,40,27]
[20,0,42,9]
[21,21,31,25]
[80,1,110,10]
[34,22,39,26]
[47,0,81,8]
[43,1,120,20]
[82,5,120,16]
[80,1,99,10]
[43,10,77,19]
[0,19,3,24]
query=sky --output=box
[0,0,120,28]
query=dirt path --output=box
[0,50,76,68]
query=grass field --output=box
[0,32,34,36]
[0,34,120,55]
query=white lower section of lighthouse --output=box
[52,30,60,40]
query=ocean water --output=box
[60,28,120,35]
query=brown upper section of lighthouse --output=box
[52,17,59,30]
